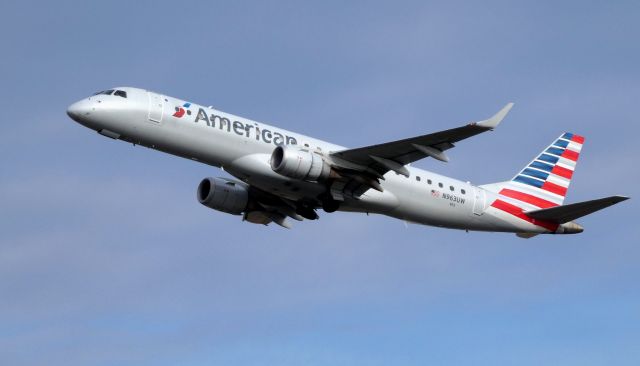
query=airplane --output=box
[67,87,628,237]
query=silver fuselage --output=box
[67,87,557,234]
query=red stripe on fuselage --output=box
[542,181,567,196]
[491,199,559,232]
[499,189,558,208]
[551,165,573,179]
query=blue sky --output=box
[1,1,639,365]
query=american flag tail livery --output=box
[481,133,628,236]
[499,132,584,210]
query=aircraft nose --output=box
[66,100,91,122]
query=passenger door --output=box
[473,188,486,215]
[147,92,164,123]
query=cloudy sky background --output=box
[1,1,639,365]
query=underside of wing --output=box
[331,103,512,174]
[243,185,320,228]
[326,103,513,199]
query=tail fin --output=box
[483,132,585,209]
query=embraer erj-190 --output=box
[67,87,628,238]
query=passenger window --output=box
[427,179,432,185]
[438,182,443,188]
[461,189,466,194]
[114,90,127,98]
[450,186,455,191]
[416,176,421,182]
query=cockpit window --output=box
[93,89,115,96]
[114,90,127,98]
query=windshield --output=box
[93,89,114,96]
[91,89,127,98]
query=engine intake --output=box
[197,177,249,215]
[270,146,331,181]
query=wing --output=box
[327,103,513,198]
[331,103,513,176]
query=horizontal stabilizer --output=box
[525,195,629,224]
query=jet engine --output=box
[270,146,332,181]
[197,177,249,215]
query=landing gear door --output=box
[148,92,164,123]
[473,188,486,216]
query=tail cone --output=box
[558,221,584,234]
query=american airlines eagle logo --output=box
[173,102,192,118]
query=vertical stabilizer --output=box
[483,132,585,210]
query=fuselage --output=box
[66,87,573,234]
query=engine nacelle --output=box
[270,146,331,181]
[197,177,249,215]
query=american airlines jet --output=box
[67,87,628,237]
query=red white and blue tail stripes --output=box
[486,132,585,232]
[505,132,584,208]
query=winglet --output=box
[476,102,514,130]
